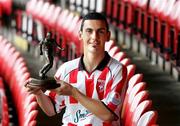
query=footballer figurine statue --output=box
[28,32,64,89]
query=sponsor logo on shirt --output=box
[74,109,92,123]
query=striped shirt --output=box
[45,52,127,126]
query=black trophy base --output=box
[28,77,60,89]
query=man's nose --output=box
[91,31,98,39]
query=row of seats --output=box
[0,36,38,126]
[105,0,180,66]
[105,40,158,126]
[0,77,10,125]
[68,0,105,16]
[24,0,83,60]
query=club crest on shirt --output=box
[107,92,121,105]
[97,79,105,92]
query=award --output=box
[27,32,64,89]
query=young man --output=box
[25,12,127,126]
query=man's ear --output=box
[78,31,83,41]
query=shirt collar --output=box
[79,51,111,71]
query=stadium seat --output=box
[0,0,12,15]
[49,6,62,29]
[105,40,115,52]
[123,82,147,125]
[26,0,38,16]
[120,58,131,66]
[125,90,149,126]
[37,2,50,22]
[43,4,55,30]
[167,1,180,64]
[23,110,38,126]
[111,0,119,26]
[113,51,126,61]
[66,14,80,40]
[121,74,143,119]
[131,100,152,126]
[137,110,158,126]
[0,77,10,126]
[108,46,121,57]
[126,64,136,81]
[32,0,43,20]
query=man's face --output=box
[79,20,110,54]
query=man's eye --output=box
[98,30,105,34]
[86,29,92,33]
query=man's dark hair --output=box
[80,12,109,31]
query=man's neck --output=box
[83,52,105,73]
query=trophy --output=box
[28,32,64,89]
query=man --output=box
[39,32,64,79]
[25,12,127,126]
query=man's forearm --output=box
[72,88,115,122]
[36,90,56,116]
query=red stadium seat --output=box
[105,40,115,52]
[167,1,180,64]
[121,73,143,119]
[131,100,152,126]
[125,90,149,126]
[108,46,121,57]
[37,2,50,22]
[26,0,38,16]
[127,73,143,94]
[111,0,119,26]
[61,12,75,38]
[66,14,80,40]
[0,78,10,126]
[24,110,38,126]
[43,4,55,30]
[114,51,126,61]
[137,110,158,126]
[32,0,44,20]
[120,58,131,66]
[49,6,62,29]
[0,4,2,27]
[56,9,69,34]
[127,64,136,81]
[0,0,12,15]
[123,82,146,125]
[105,0,112,22]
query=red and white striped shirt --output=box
[45,52,127,126]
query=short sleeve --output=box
[102,65,127,113]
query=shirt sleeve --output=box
[102,65,127,114]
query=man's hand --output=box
[24,78,42,95]
[51,80,75,96]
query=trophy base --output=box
[28,77,60,89]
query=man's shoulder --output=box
[108,57,124,72]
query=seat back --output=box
[132,100,152,126]
[137,110,158,126]
[122,82,146,124]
